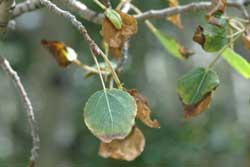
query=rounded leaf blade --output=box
[84,89,137,143]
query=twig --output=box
[13,0,103,24]
[135,1,250,21]
[12,0,250,24]
[12,0,42,18]
[0,0,15,32]
[0,56,40,167]
[39,0,123,88]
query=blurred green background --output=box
[0,0,250,166]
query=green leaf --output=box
[84,89,137,143]
[222,48,250,79]
[193,16,229,52]
[152,28,184,60]
[177,68,220,105]
[203,23,228,52]
[105,9,122,30]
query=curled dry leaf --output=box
[193,25,205,47]
[101,11,137,58]
[243,31,250,50]
[178,46,194,59]
[128,89,160,128]
[166,0,183,29]
[206,0,226,27]
[99,126,145,161]
[41,40,77,68]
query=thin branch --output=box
[39,0,100,55]
[39,0,123,88]
[13,0,103,24]
[12,0,42,18]
[0,0,15,32]
[56,0,103,24]
[0,56,40,167]
[135,1,250,20]
[12,1,250,24]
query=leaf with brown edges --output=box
[128,89,160,128]
[41,40,78,68]
[101,11,137,59]
[183,92,212,118]
[99,127,145,161]
[166,0,183,29]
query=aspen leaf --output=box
[177,68,220,118]
[166,0,183,29]
[99,127,145,161]
[222,48,250,79]
[101,11,137,58]
[84,89,137,143]
[128,89,160,128]
[41,40,77,67]
[193,20,228,52]
[152,28,193,59]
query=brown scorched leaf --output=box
[101,11,137,58]
[166,0,183,29]
[206,0,226,27]
[183,92,213,118]
[128,89,160,128]
[99,127,145,161]
[243,31,250,50]
[41,40,78,68]
[193,25,205,47]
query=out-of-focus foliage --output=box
[0,0,250,167]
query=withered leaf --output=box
[166,0,183,29]
[178,46,194,59]
[206,0,226,27]
[183,92,212,118]
[193,25,205,47]
[99,127,145,161]
[101,10,137,58]
[243,31,250,50]
[41,40,77,68]
[128,89,160,128]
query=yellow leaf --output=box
[166,0,183,29]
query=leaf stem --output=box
[90,51,107,92]
[93,0,107,10]
[207,31,244,69]
[99,50,123,89]
[73,59,109,75]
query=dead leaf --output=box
[166,0,183,29]
[41,40,78,68]
[99,127,145,161]
[243,31,250,50]
[128,89,160,128]
[193,25,205,48]
[183,92,212,118]
[206,0,226,27]
[178,46,194,59]
[101,10,137,59]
